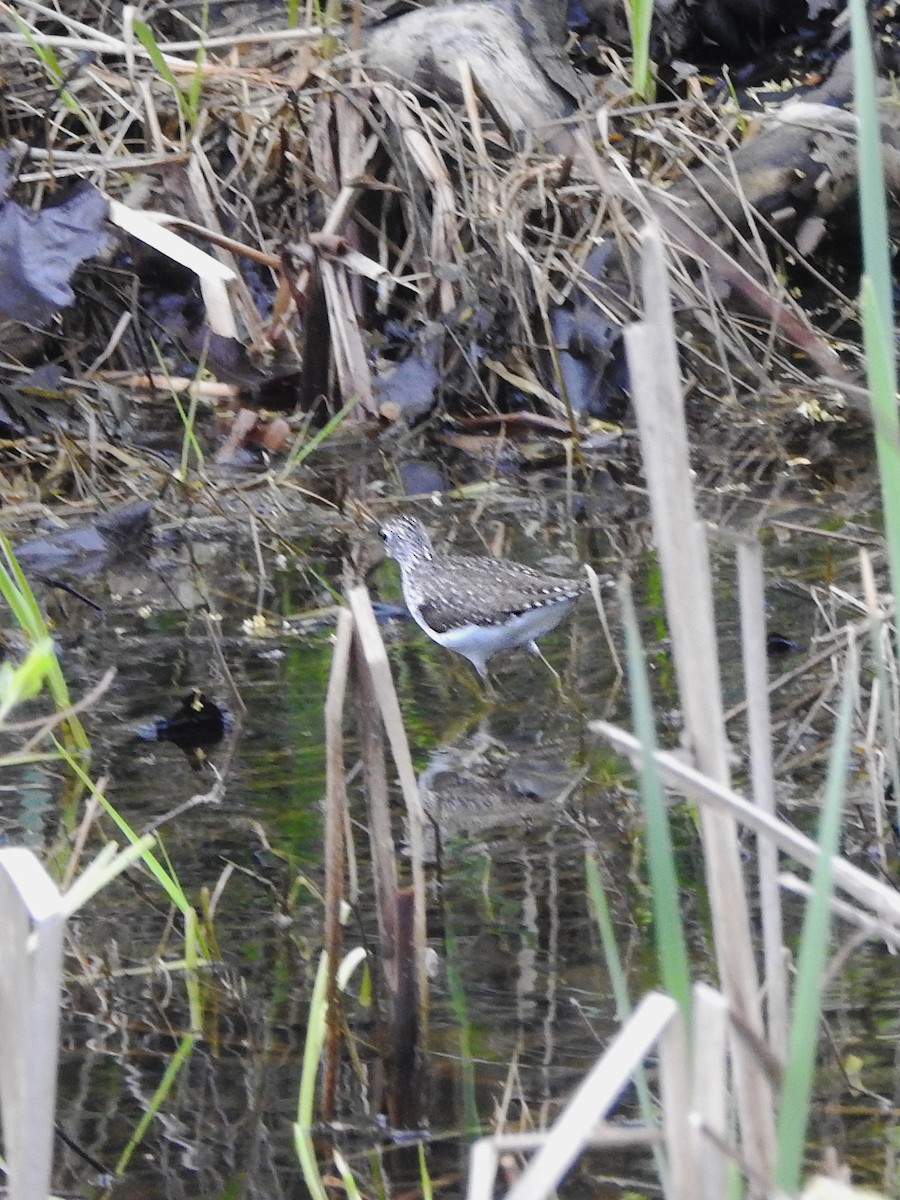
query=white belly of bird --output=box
[415,598,575,675]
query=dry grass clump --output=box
[0,0,855,485]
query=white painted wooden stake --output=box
[0,849,66,1200]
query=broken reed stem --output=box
[351,637,399,959]
[322,607,354,1120]
[351,631,421,1124]
[735,536,788,1060]
[586,564,623,679]
[346,586,429,1041]
[623,222,776,1186]
[388,885,422,1128]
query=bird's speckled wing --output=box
[415,555,584,635]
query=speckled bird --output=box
[380,515,584,678]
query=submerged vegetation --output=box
[1,0,900,1197]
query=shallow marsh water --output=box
[5,453,900,1199]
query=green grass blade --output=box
[775,672,854,1192]
[850,0,893,337]
[133,19,181,94]
[149,338,206,477]
[850,0,900,616]
[12,14,85,116]
[114,1034,195,1174]
[0,532,48,638]
[619,580,692,1017]
[0,639,55,722]
[623,0,654,99]
[186,0,209,124]
[585,852,670,1191]
[61,838,158,916]
[584,853,631,1022]
[295,951,334,1200]
[295,949,366,1199]
[445,925,479,1135]
[55,744,196,917]
[860,276,900,601]
[334,1149,364,1200]
[418,1142,433,1200]
[0,533,90,754]
[133,19,190,124]
[280,396,357,479]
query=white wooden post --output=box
[0,848,66,1200]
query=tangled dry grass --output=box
[0,0,872,513]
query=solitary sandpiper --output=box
[380,515,584,679]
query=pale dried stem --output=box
[624,222,776,1186]
[692,984,729,1200]
[591,722,900,929]
[347,586,428,1032]
[734,535,788,1060]
[322,607,354,1119]
[351,637,399,975]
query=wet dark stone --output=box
[398,459,448,495]
[15,502,152,576]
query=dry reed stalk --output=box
[475,1127,662,1156]
[735,536,788,1059]
[585,563,623,679]
[375,85,459,314]
[351,629,422,1123]
[457,58,496,191]
[658,1001,695,1200]
[288,124,381,317]
[94,373,238,398]
[623,222,776,1185]
[186,151,254,342]
[346,586,428,1034]
[322,608,353,1120]
[61,793,102,893]
[388,886,421,1127]
[351,637,399,951]
[504,231,583,449]
[107,202,237,328]
[594,121,853,398]
[318,260,376,414]
[692,984,730,1200]
[773,671,839,773]
[778,873,900,955]
[12,671,116,764]
[307,97,377,413]
[591,724,900,931]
